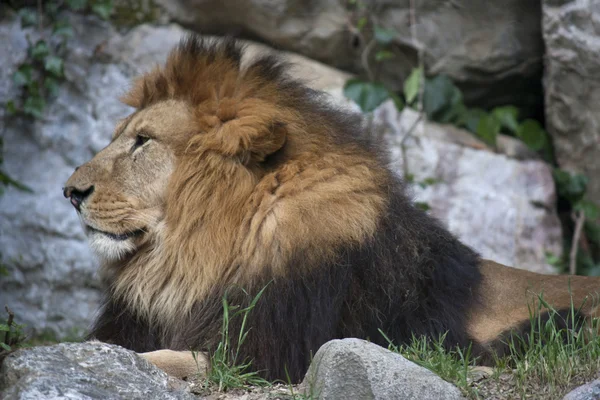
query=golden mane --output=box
[109,36,389,327]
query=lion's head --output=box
[64,36,388,323]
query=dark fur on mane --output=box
[90,35,483,382]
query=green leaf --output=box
[404,67,423,105]
[67,0,89,11]
[389,92,404,112]
[53,20,74,38]
[553,169,588,205]
[575,200,600,220]
[475,114,500,147]
[516,119,547,151]
[44,56,64,78]
[31,40,50,61]
[23,96,46,119]
[44,1,60,17]
[460,108,487,134]
[343,79,390,113]
[374,25,396,45]
[18,8,37,28]
[5,101,17,115]
[356,16,367,32]
[422,75,462,121]
[0,342,11,351]
[435,89,464,124]
[91,0,114,19]
[0,324,10,332]
[585,221,600,244]
[44,77,61,97]
[415,202,431,212]
[12,64,33,87]
[375,50,395,62]
[492,105,519,133]
[545,252,562,267]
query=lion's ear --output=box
[194,99,289,163]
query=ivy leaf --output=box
[415,202,431,212]
[356,16,367,32]
[53,20,74,37]
[374,25,396,45]
[5,101,17,115]
[12,64,33,87]
[375,50,395,62]
[67,0,89,11]
[423,75,461,121]
[404,67,423,105]
[389,92,404,112]
[44,77,61,97]
[23,96,46,119]
[475,114,500,147]
[575,200,600,220]
[516,119,547,151]
[492,105,519,133]
[91,0,114,19]
[344,79,390,113]
[435,89,464,124]
[31,40,50,61]
[18,8,37,28]
[0,342,11,351]
[44,56,64,78]
[585,221,600,244]
[553,169,588,205]
[460,108,487,134]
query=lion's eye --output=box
[132,134,150,151]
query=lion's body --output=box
[64,36,600,382]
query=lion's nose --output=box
[63,185,94,211]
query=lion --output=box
[63,35,600,382]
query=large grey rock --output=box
[543,0,600,205]
[0,342,195,399]
[373,105,562,274]
[563,379,600,400]
[301,338,464,400]
[155,0,544,112]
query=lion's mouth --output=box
[86,226,145,241]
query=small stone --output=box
[563,379,600,400]
[300,338,465,400]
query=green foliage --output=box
[552,169,600,275]
[343,79,393,113]
[499,293,600,396]
[379,330,476,397]
[381,293,600,399]
[6,0,115,119]
[403,67,422,106]
[0,308,25,358]
[345,58,600,275]
[204,285,272,392]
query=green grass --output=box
[380,292,600,399]
[200,284,272,392]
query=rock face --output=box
[301,338,464,400]
[374,105,562,274]
[563,379,600,400]
[156,0,544,113]
[0,13,560,338]
[543,0,600,205]
[0,342,195,400]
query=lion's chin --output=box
[87,231,138,261]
